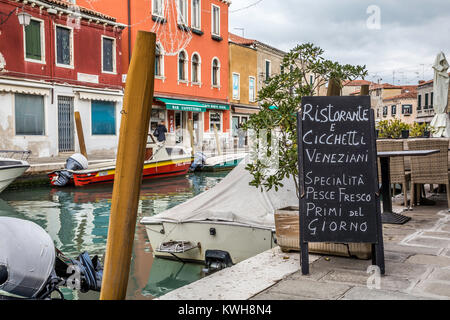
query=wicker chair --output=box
[376,139,410,208]
[408,138,450,209]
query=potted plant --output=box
[409,122,428,138]
[243,43,370,258]
[401,129,410,139]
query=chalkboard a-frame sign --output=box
[297,96,385,275]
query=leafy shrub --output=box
[376,119,410,138]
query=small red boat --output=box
[49,144,192,187]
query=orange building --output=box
[77,0,231,150]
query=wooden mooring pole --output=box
[74,111,87,159]
[100,31,156,300]
[326,77,341,96]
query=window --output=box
[383,106,388,116]
[391,105,396,115]
[280,65,284,74]
[232,73,240,100]
[265,60,271,81]
[192,0,201,29]
[152,0,164,17]
[210,112,221,131]
[211,4,220,36]
[102,37,115,73]
[431,92,434,108]
[56,26,72,66]
[212,58,220,87]
[155,44,164,77]
[310,75,314,86]
[402,104,412,115]
[418,95,422,111]
[424,93,429,109]
[249,76,256,102]
[24,19,44,62]
[377,108,380,118]
[15,94,45,135]
[178,0,188,25]
[191,53,200,83]
[178,50,187,81]
[92,101,116,135]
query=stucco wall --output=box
[229,42,258,106]
[0,82,123,158]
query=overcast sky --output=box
[229,0,450,85]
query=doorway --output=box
[58,96,74,153]
[175,111,183,144]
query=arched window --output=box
[178,50,187,81]
[212,58,220,87]
[155,44,163,77]
[192,53,200,84]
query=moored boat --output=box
[0,151,31,194]
[49,142,192,187]
[190,152,247,172]
[140,157,297,266]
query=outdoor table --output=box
[377,149,441,225]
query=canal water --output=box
[0,171,230,300]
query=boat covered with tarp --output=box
[140,157,297,265]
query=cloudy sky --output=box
[228,0,450,85]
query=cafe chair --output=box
[408,138,450,209]
[376,139,410,209]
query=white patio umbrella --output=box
[430,51,450,137]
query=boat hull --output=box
[49,158,192,187]
[143,221,275,264]
[0,166,29,193]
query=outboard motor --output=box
[203,250,233,274]
[189,152,207,171]
[0,217,103,300]
[53,153,88,187]
[0,217,55,299]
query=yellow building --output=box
[381,90,418,125]
[228,33,259,144]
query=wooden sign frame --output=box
[297,96,385,275]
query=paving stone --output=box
[413,281,450,299]
[407,237,450,248]
[310,256,372,272]
[384,261,429,279]
[321,269,369,287]
[384,243,441,256]
[422,231,450,238]
[384,250,412,263]
[428,268,450,282]
[341,286,429,300]
[321,269,413,292]
[287,263,330,281]
[268,278,351,300]
[406,254,450,268]
[440,224,450,232]
[251,291,316,300]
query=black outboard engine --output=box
[189,152,207,171]
[203,250,233,274]
[0,217,103,300]
[53,153,88,187]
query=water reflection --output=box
[0,171,228,300]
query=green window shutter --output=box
[25,20,42,60]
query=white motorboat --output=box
[0,151,30,194]
[140,157,297,267]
